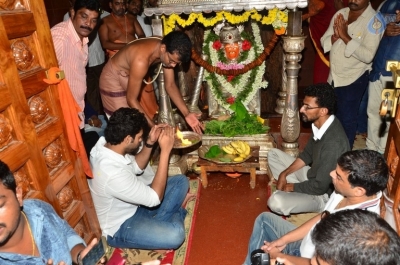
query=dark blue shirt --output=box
[370,0,400,82]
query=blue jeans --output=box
[244,212,301,265]
[334,71,369,149]
[107,175,189,249]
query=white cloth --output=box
[88,137,159,237]
[321,4,384,87]
[312,115,334,140]
[137,14,152,37]
[300,191,382,258]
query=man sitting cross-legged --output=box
[88,107,193,250]
[243,149,388,265]
[267,83,349,216]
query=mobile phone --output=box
[82,237,107,265]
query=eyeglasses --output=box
[301,104,322,111]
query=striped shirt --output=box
[51,19,89,128]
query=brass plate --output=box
[173,131,202,149]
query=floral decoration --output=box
[162,8,288,35]
[203,22,268,111]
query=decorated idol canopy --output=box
[143,0,308,16]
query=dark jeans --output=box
[86,63,105,115]
[333,71,369,149]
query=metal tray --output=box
[173,131,202,149]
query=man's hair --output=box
[162,31,192,63]
[74,0,101,13]
[0,160,16,194]
[104,108,150,145]
[304,83,336,114]
[337,149,388,196]
[312,209,400,265]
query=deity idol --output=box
[219,24,241,62]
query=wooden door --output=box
[0,0,101,242]
[384,70,400,234]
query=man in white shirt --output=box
[275,209,400,265]
[88,107,192,250]
[244,149,388,265]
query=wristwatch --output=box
[144,141,154,148]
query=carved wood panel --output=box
[0,0,101,242]
[384,93,400,234]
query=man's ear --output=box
[70,9,76,20]
[16,186,23,207]
[319,107,329,117]
[354,186,366,197]
[124,135,131,144]
[160,44,166,52]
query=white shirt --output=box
[312,115,335,140]
[137,14,152,37]
[300,191,382,258]
[88,137,159,237]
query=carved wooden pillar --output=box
[280,9,306,157]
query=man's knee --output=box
[267,192,288,215]
[169,175,189,190]
[164,226,186,249]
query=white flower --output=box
[203,21,269,111]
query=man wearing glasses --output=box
[244,149,387,265]
[99,31,204,134]
[267,83,349,216]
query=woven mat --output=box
[106,178,201,265]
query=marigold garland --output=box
[162,8,288,35]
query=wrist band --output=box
[77,250,83,265]
[144,142,154,148]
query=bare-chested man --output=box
[99,31,204,134]
[99,0,145,57]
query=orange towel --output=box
[44,67,93,178]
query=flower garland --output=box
[203,22,268,111]
[162,8,288,35]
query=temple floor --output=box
[186,117,366,264]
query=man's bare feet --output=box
[182,192,196,208]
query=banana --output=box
[233,156,244,162]
[244,143,251,156]
[222,145,235,154]
[231,141,244,153]
[238,141,246,153]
